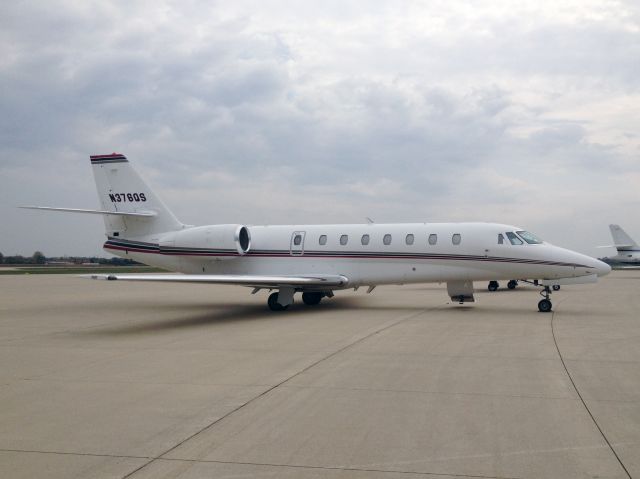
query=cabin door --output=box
[290,231,306,255]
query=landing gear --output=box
[538,299,552,313]
[488,281,499,292]
[302,292,323,305]
[537,286,553,313]
[267,292,289,311]
[507,280,518,290]
[552,285,561,291]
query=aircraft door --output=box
[290,231,306,255]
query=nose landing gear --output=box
[538,286,553,313]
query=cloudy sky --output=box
[1,0,639,258]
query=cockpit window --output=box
[506,232,523,245]
[516,231,543,244]
[498,234,504,245]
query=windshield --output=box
[516,231,543,244]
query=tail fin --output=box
[90,153,183,239]
[609,224,637,251]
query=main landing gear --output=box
[488,280,519,291]
[267,291,329,311]
[302,292,323,305]
[267,292,289,311]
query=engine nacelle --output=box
[160,224,251,256]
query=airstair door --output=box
[290,231,306,255]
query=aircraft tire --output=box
[268,292,287,311]
[552,285,561,291]
[538,299,552,313]
[507,280,518,290]
[302,292,323,305]
[488,281,499,292]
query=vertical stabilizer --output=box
[90,154,183,239]
[609,224,637,251]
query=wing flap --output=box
[80,273,349,288]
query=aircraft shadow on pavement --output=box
[76,297,432,336]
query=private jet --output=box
[22,153,611,312]
[601,224,640,264]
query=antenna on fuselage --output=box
[366,217,374,224]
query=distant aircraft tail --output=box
[609,224,638,251]
[90,153,183,239]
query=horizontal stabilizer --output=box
[80,273,349,289]
[19,206,157,217]
[540,274,598,286]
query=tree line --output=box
[0,251,141,266]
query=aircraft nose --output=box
[595,259,612,277]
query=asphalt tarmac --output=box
[0,271,638,479]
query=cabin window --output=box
[340,234,348,245]
[516,231,543,244]
[506,232,523,245]
[383,234,392,245]
[319,235,327,245]
[452,233,461,245]
[293,234,302,246]
[406,234,414,245]
[498,234,504,244]
[428,234,437,245]
[361,234,370,245]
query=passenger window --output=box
[506,232,523,245]
[452,233,461,245]
[293,234,302,246]
[383,234,392,245]
[428,234,437,245]
[498,234,504,245]
[406,234,414,245]
[319,235,327,245]
[361,234,370,245]
[340,234,348,245]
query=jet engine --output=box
[160,224,251,256]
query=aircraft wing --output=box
[81,273,349,289]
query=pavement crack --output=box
[550,310,632,479]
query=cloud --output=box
[1,0,639,258]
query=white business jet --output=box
[600,224,640,264]
[22,153,611,312]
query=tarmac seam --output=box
[550,310,633,479]
[0,448,149,460]
[275,384,579,400]
[120,306,439,479]
[155,457,520,479]
[0,448,515,478]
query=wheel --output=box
[268,292,287,311]
[488,281,499,292]
[507,280,517,290]
[552,285,560,291]
[302,292,323,305]
[538,299,552,313]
